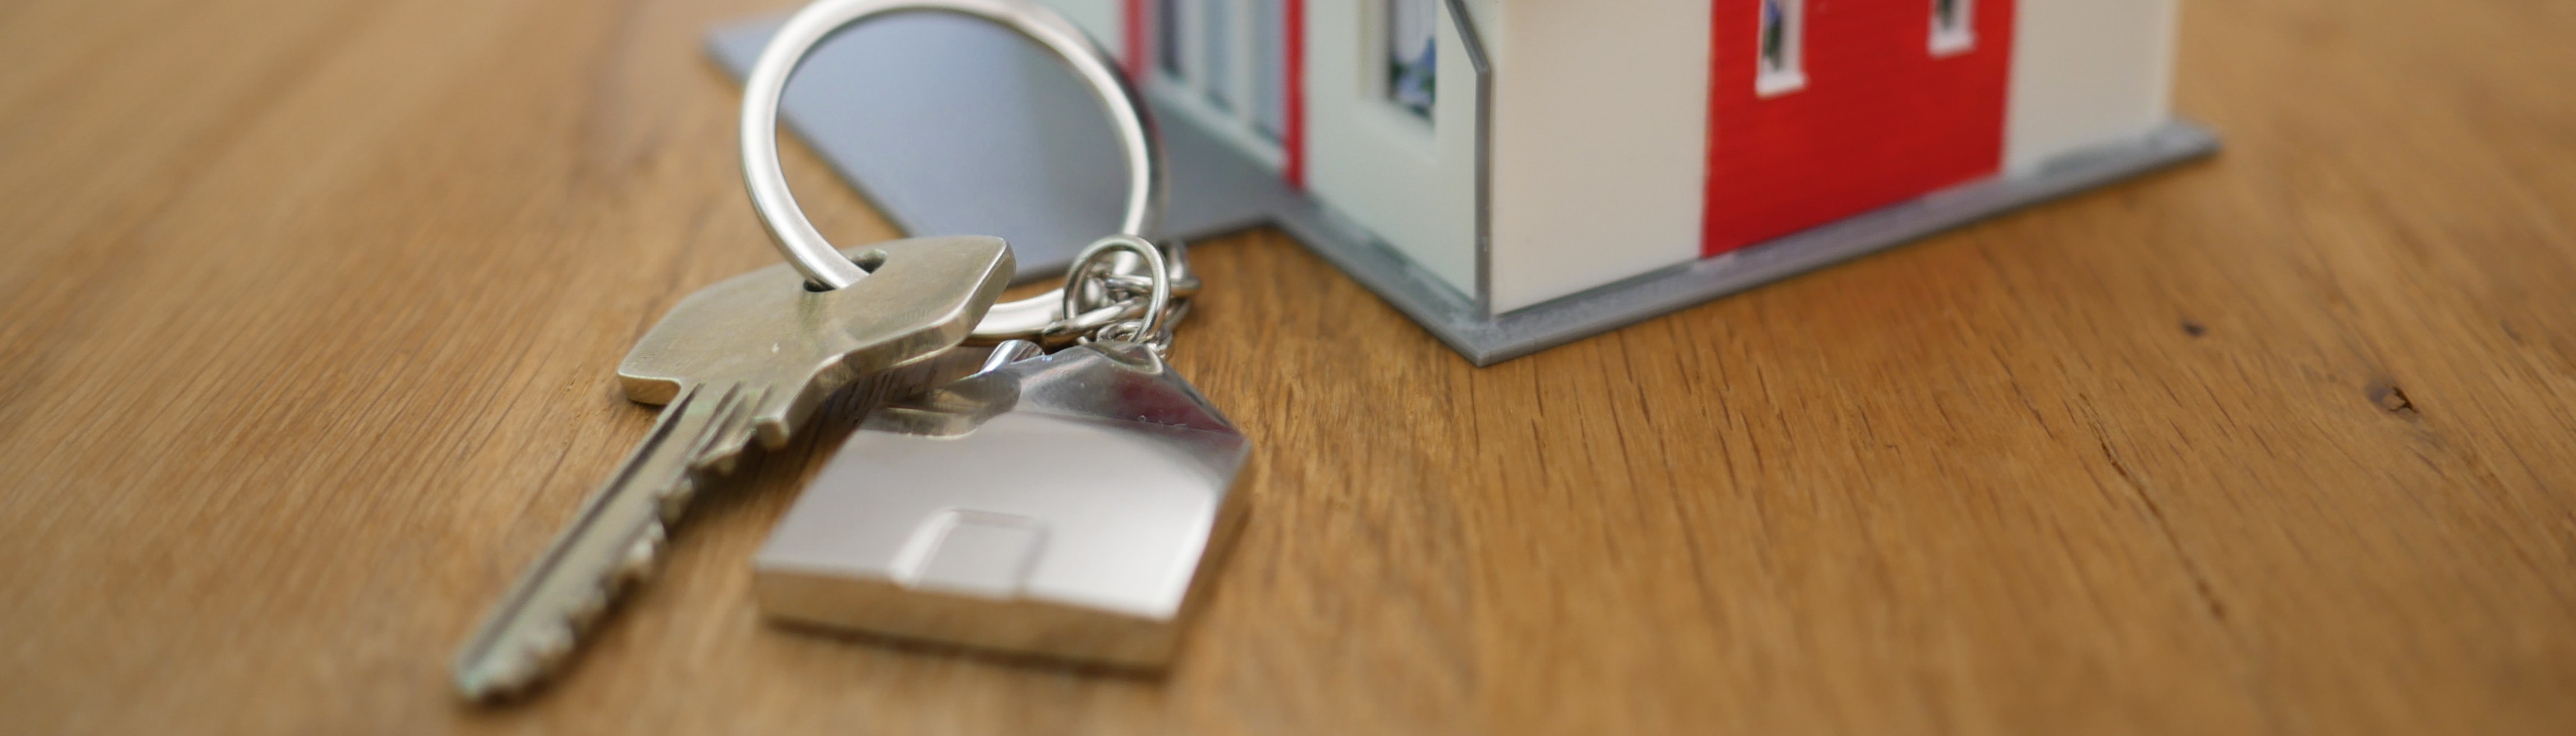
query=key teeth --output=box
[657,477,696,524]
[467,381,822,703]
[617,522,667,586]
[476,490,673,701]
[467,540,651,702]
[472,537,654,702]
[457,385,749,702]
[525,620,576,669]
[562,579,611,629]
[699,449,740,477]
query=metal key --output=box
[453,235,1013,700]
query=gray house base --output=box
[708,15,2218,365]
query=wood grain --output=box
[3,0,2573,733]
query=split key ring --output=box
[737,0,1171,342]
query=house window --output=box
[1931,0,1975,56]
[1755,0,1807,97]
[1252,0,1287,138]
[1204,0,1234,110]
[1158,0,1185,76]
[1386,0,1437,119]
[1149,0,1290,164]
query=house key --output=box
[451,0,1193,696]
[754,236,1249,668]
[453,235,1012,700]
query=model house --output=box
[1037,0,2193,314]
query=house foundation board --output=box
[706,0,2216,365]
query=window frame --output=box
[1930,0,1976,57]
[1380,0,1440,122]
[1754,0,1808,97]
[1148,0,1290,166]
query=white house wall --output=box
[1483,0,1712,313]
[1301,0,1484,295]
[2005,0,2178,171]
[1041,0,1126,60]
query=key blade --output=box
[452,382,748,701]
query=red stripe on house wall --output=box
[1284,0,1307,188]
[1122,0,1146,81]
[1700,0,2015,257]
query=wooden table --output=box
[5,0,2572,733]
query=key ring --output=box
[738,0,1168,340]
[1061,235,1169,344]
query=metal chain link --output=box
[1053,235,1192,355]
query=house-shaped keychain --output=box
[711,0,2211,364]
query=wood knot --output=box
[2367,381,2418,416]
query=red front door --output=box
[1701,0,2015,256]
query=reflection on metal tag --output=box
[754,342,1250,668]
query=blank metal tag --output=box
[754,342,1250,668]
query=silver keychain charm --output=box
[756,238,1251,667]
